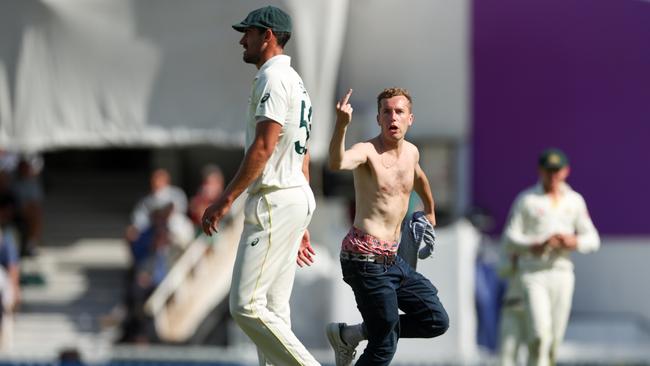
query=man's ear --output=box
[264,28,274,43]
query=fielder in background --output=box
[326,88,448,366]
[201,6,319,366]
[501,148,600,366]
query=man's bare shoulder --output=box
[403,140,418,150]
[350,139,377,153]
[404,140,420,160]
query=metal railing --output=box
[144,199,245,343]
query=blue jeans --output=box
[341,255,449,366]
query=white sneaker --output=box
[326,322,358,366]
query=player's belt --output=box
[340,251,397,265]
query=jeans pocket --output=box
[359,262,388,277]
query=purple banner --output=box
[472,0,650,235]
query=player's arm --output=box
[328,89,367,171]
[297,149,316,267]
[302,150,310,182]
[503,195,548,255]
[202,120,281,235]
[569,195,600,253]
[413,161,436,226]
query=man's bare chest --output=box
[368,156,415,195]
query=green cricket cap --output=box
[538,148,569,170]
[232,6,292,33]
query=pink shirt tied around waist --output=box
[341,227,399,256]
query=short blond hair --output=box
[377,87,412,113]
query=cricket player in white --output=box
[202,6,319,366]
[502,148,600,366]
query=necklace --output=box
[379,139,398,169]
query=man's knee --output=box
[416,306,449,338]
[404,315,449,339]
[229,303,254,326]
[428,311,449,337]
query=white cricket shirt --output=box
[503,182,600,271]
[245,55,311,193]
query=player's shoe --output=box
[326,322,358,366]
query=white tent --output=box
[0,0,469,161]
[0,0,348,159]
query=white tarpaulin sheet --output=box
[0,0,347,158]
[1,0,470,158]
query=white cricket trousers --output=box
[521,268,574,366]
[499,276,527,366]
[229,185,320,366]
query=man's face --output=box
[376,96,413,141]
[239,27,265,65]
[539,166,570,191]
[150,170,170,192]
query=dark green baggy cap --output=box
[232,6,292,33]
[538,148,569,170]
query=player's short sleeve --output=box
[255,73,289,125]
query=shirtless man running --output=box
[326,88,449,366]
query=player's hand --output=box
[201,200,230,236]
[296,230,316,267]
[545,234,563,249]
[558,234,578,250]
[335,89,354,127]
[530,242,547,256]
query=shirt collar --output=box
[534,181,571,195]
[255,55,291,78]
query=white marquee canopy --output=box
[0,0,469,160]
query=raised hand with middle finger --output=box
[335,89,354,127]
